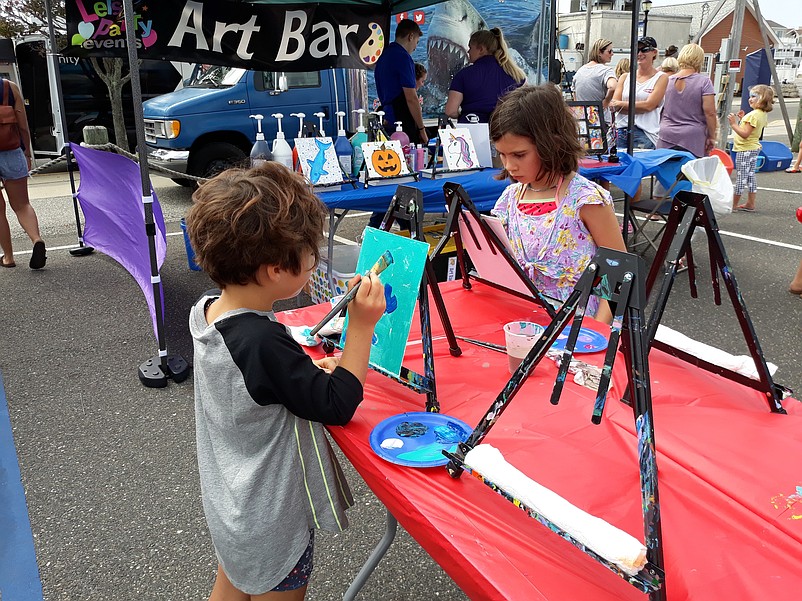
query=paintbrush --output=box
[309,250,394,337]
[455,335,506,354]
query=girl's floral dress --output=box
[492,174,613,316]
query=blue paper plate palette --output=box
[551,326,608,354]
[369,412,473,468]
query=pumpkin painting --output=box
[371,145,402,177]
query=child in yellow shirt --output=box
[727,84,774,212]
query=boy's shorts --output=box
[0,148,29,181]
[272,530,314,592]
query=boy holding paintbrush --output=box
[185,162,385,601]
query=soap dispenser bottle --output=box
[249,113,272,167]
[334,111,354,178]
[349,108,368,178]
[390,121,411,154]
[313,112,326,137]
[290,112,306,172]
[270,112,294,170]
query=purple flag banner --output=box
[71,143,167,340]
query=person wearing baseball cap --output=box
[609,35,667,201]
[638,36,657,53]
[610,35,667,152]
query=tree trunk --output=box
[90,57,133,152]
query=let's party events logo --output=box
[70,0,157,50]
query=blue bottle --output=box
[349,109,368,178]
[334,111,354,178]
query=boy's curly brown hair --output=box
[490,84,582,186]
[186,163,327,287]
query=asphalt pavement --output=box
[1,119,801,600]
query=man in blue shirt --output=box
[374,19,428,145]
[369,19,426,230]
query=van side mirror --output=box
[270,73,289,96]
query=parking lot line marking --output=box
[718,230,802,251]
[0,372,45,600]
[757,187,802,195]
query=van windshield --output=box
[186,65,244,88]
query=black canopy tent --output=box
[44,0,451,387]
[41,0,567,387]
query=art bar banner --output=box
[65,0,390,71]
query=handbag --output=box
[0,78,21,152]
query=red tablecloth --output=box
[278,281,802,601]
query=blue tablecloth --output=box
[606,149,696,197]
[319,170,506,213]
[318,161,630,213]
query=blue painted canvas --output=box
[342,227,430,376]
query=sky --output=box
[557,0,798,29]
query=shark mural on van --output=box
[368,0,548,119]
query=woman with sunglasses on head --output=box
[572,38,617,111]
[610,36,668,151]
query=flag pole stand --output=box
[122,0,189,388]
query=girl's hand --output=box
[737,110,745,119]
[727,113,736,124]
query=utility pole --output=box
[752,0,794,143]
[717,0,747,150]
[583,0,593,64]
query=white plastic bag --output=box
[680,156,733,217]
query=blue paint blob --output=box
[397,442,458,463]
[384,284,398,314]
[396,421,427,437]
[433,422,464,444]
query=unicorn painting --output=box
[440,128,480,172]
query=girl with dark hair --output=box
[490,84,626,322]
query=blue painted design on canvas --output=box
[384,284,398,314]
[294,137,343,185]
[342,227,430,376]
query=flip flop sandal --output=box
[1,255,16,268]
[736,206,755,212]
[785,168,801,173]
[29,241,46,270]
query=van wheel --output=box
[189,142,248,181]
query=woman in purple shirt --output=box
[657,43,718,158]
[445,28,526,123]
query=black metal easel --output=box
[641,190,788,413]
[368,185,462,412]
[432,182,558,318]
[444,247,666,599]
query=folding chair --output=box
[628,180,690,254]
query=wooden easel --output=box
[641,190,789,413]
[371,185,462,412]
[444,247,666,599]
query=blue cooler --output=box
[758,141,793,172]
[180,218,203,271]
